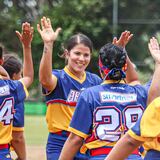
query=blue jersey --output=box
[128,97,160,152]
[69,80,147,152]
[43,67,102,133]
[0,79,27,145]
[12,102,25,131]
[143,79,152,93]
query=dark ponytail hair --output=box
[2,54,22,79]
[99,43,127,80]
[59,33,93,61]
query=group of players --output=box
[0,16,160,160]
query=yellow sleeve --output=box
[68,127,88,139]
[141,97,160,137]
[128,130,146,142]
[12,127,24,132]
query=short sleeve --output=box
[140,97,160,137]
[69,89,93,139]
[15,80,27,104]
[42,70,59,95]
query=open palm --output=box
[148,37,160,63]
[16,22,33,47]
[112,30,133,48]
[37,17,61,43]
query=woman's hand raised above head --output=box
[37,16,61,44]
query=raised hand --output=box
[148,37,160,63]
[37,17,61,43]
[16,22,33,47]
[112,30,133,48]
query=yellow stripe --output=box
[102,79,125,85]
[64,67,86,83]
[19,80,29,97]
[42,75,58,96]
[0,123,12,144]
[12,127,24,131]
[128,130,146,142]
[46,103,75,132]
[68,127,88,139]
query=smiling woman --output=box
[37,17,102,160]
[65,43,91,79]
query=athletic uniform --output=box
[13,102,25,131]
[69,80,147,160]
[128,97,160,160]
[43,67,102,160]
[0,79,28,160]
[144,79,151,93]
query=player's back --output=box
[0,79,27,145]
[80,80,148,149]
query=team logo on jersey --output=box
[100,91,137,103]
[0,85,10,96]
[67,89,80,102]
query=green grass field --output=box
[25,115,48,145]
[23,115,48,160]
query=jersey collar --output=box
[102,79,125,85]
[64,67,86,83]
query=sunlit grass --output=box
[24,115,48,145]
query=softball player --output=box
[3,54,26,160]
[105,37,160,160]
[0,22,34,160]
[38,17,102,160]
[59,43,148,160]
[105,97,160,160]
[0,75,28,160]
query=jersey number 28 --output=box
[94,105,144,141]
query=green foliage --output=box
[0,0,159,98]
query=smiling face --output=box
[66,43,91,78]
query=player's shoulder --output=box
[86,71,100,79]
[52,68,69,80]
[82,83,102,95]
[0,79,21,88]
[52,69,62,76]
[0,79,23,97]
[86,71,102,84]
[129,83,147,91]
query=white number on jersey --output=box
[0,98,14,125]
[94,105,144,141]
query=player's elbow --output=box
[69,133,84,147]
[125,133,143,148]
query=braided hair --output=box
[99,43,127,80]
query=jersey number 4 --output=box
[0,98,14,125]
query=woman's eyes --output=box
[74,52,90,57]
[74,52,81,55]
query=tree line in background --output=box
[0,0,160,99]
